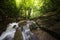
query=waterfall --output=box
[21,21,37,40]
[0,21,37,40]
[0,22,18,40]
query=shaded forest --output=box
[0,0,60,40]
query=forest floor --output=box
[32,29,56,40]
[31,22,60,40]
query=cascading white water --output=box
[0,22,18,40]
[0,21,37,40]
[21,21,31,40]
[21,21,36,40]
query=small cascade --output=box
[21,21,37,40]
[0,22,18,40]
[0,21,37,40]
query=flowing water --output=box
[0,22,18,40]
[21,21,37,40]
[0,21,37,40]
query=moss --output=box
[14,28,22,40]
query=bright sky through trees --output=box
[15,0,45,18]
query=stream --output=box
[0,21,37,40]
[0,22,18,40]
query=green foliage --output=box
[0,0,60,19]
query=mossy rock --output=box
[14,28,22,40]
